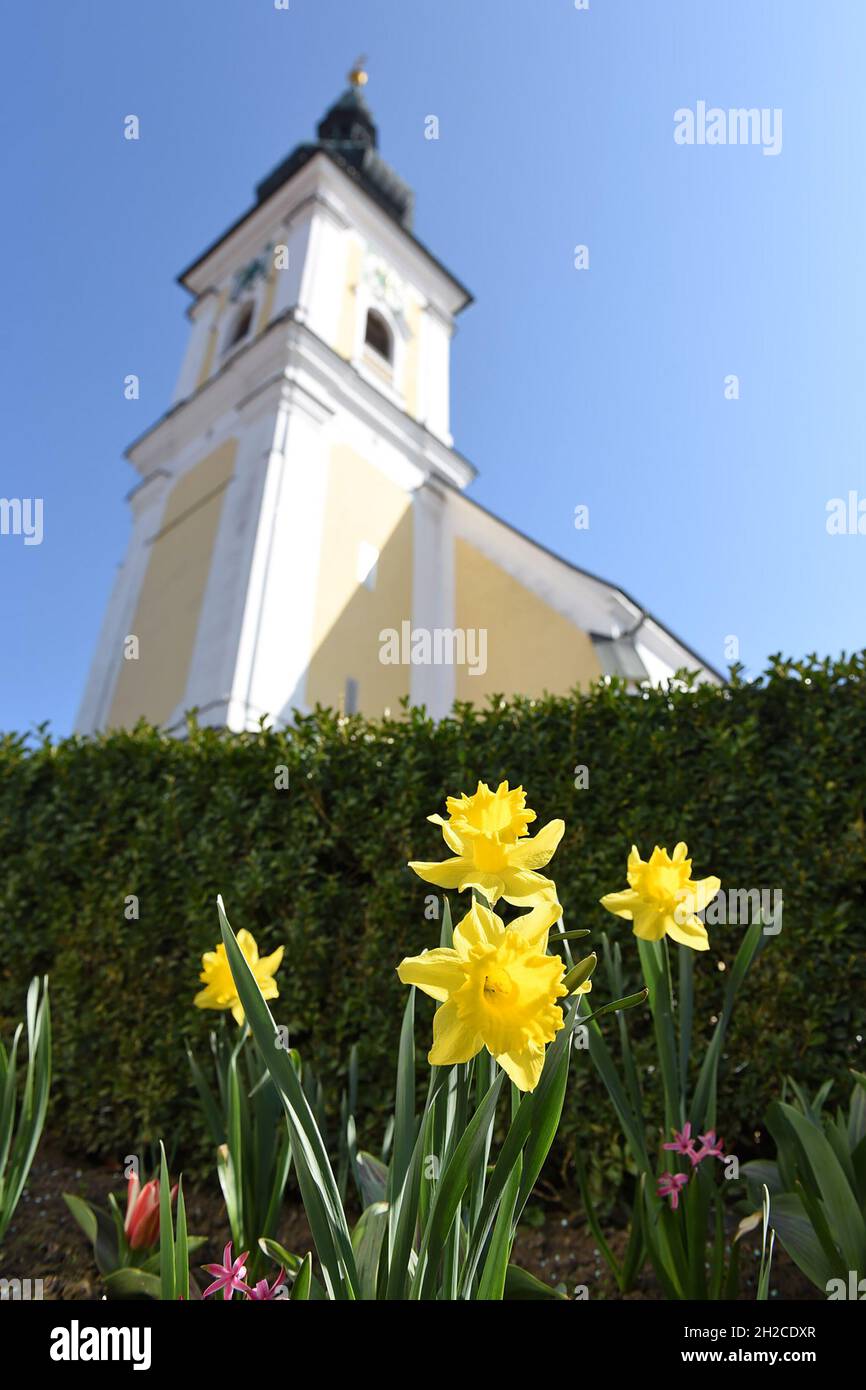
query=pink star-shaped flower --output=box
[663,1121,700,1165]
[657,1170,690,1210]
[693,1129,726,1163]
[202,1242,250,1300]
[245,1268,287,1300]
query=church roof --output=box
[255,72,415,229]
[178,68,471,307]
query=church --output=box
[76,66,720,735]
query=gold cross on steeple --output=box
[348,55,368,87]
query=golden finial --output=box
[348,55,368,87]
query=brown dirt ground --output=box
[0,1139,817,1301]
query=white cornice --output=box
[125,312,476,492]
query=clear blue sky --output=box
[2,0,864,735]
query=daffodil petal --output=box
[508,819,565,871]
[665,913,710,951]
[500,869,558,905]
[452,872,503,905]
[599,888,640,920]
[681,876,721,915]
[631,904,666,941]
[428,1000,482,1066]
[397,947,464,1002]
[453,901,505,955]
[256,945,284,975]
[408,857,468,890]
[510,898,563,949]
[496,1041,546,1092]
[236,929,259,965]
[626,844,644,886]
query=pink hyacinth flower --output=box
[245,1268,287,1300]
[694,1129,726,1163]
[657,1170,690,1210]
[202,1242,251,1300]
[663,1121,700,1165]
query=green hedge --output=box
[1,655,864,1194]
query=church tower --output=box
[77,68,719,734]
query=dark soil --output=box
[0,1139,817,1301]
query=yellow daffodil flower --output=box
[410,780,564,906]
[397,898,567,1091]
[431,780,537,844]
[194,929,284,1025]
[599,843,720,952]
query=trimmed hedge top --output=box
[1,654,864,1185]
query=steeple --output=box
[316,58,378,149]
[255,62,415,230]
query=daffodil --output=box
[432,780,537,843]
[397,898,567,1091]
[409,780,564,906]
[194,929,283,1025]
[599,843,720,951]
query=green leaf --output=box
[158,1142,175,1302]
[103,1267,162,1300]
[217,896,359,1300]
[352,1202,389,1300]
[777,1102,866,1272]
[355,1150,388,1208]
[769,1192,836,1291]
[291,1251,313,1301]
[185,1044,225,1148]
[637,939,680,1133]
[62,1192,98,1247]
[461,1002,579,1295]
[388,988,416,1205]
[503,1264,567,1300]
[477,1160,521,1299]
[692,922,766,1130]
[586,1013,650,1171]
[411,1071,504,1299]
[174,1178,189,1301]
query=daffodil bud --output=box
[563,953,597,994]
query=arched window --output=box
[224,300,254,353]
[364,308,392,363]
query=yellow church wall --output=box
[107,439,238,728]
[305,445,413,714]
[454,538,603,703]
